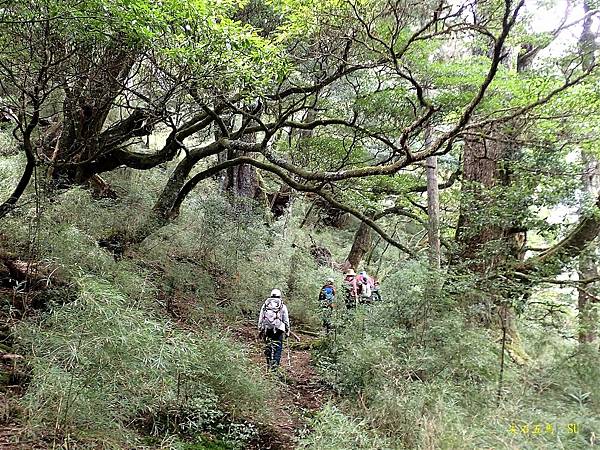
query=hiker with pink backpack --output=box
[257,288,290,370]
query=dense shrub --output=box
[298,404,392,450]
[14,277,274,448]
[312,262,600,449]
[3,158,599,450]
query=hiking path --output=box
[230,322,332,449]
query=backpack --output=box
[359,279,372,298]
[320,286,335,307]
[261,297,283,330]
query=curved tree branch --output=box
[0,142,35,219]
[406,168,462,193]
[81,109,218,175]
[374,205,452,250]
[169,156,414,255]
[519,196,600,274]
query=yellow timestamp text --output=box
[508,423,579,435]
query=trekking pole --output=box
[286,335,292,369]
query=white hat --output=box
[270,288,282,298]
[345,269,356,276]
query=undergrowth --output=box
[14,275,273,448]
[308,262,600,449]
[2,156,599,449]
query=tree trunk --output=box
[426,156,441,269]
[153,156,201,221]
[217,118,266,203]
[220,161,265,201]
[50,45,136,185]
[578,247,598,344]
[455,15,530,353]
[268,184,293,219]
[345,221,372,270]
[455,129,509,266]
[0,122,38,219]
[576,0,599,345]
[455,2,529,271]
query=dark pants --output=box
[264,328,284,369]
[345,294,357,309]
[322,306,333,332]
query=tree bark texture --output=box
[426,155,441,269]
[578,249,599,343]
[455,1,528,273]
[576,0,599,345]
[455,128,524,268]
[346,221,373,270]
[454,19,529,349]
[53,45,136,184]
[217,117,266,203]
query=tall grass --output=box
[309,262,600,449]
[15,277,274,448]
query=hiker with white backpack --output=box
[257,288,290,370]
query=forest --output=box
[0,0,599,448]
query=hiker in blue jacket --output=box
[319,278,336,333]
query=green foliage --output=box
[0,128,18,157]
[298,404,393,450]
[15,276,273,448]
[310,261,600,449]
[179,438,234,450]
[2,0,600,446]
[0,0,289,102]
[2,149,600,449]
[0,154,24,200]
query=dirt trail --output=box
[230,323,331,450]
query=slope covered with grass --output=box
[1,159,599,449]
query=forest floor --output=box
[230,323,331,450]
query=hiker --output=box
[357,270,374,303]
[372,279,382,302]
[319,277,336,332]
[342,269,358,309]
[257,288,290,370]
